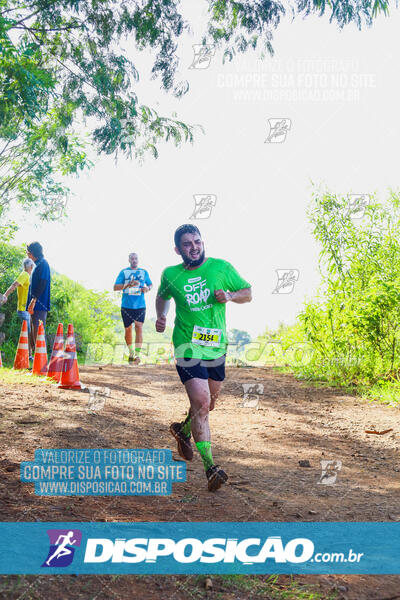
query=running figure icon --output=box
[45,531,77,566]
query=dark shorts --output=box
[176,354,226,385]
[121,307,146,328]
[31,310,47,329]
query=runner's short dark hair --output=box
[174,224,201,248]
[27,241,43,259]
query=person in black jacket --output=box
[26,242,51,357]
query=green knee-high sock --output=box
[196,441,214,472]
[181,410,191,437]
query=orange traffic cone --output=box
[47,323,64,382]
[58,324,82,390]
[32,321,48,376]
[13,320,29,370]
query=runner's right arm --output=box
[113,269,139,291]
[155,268,173,332]
[113,281,138,291]
[155,295,170,332]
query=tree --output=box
[0,0,195,224]
[299,187,400,384]
[0,0,392,225]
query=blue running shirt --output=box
[115,268,152,309]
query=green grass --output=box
[359,380,400,406]
[276,364,400,406]
[184,575,335,599]
[0,367,53,386]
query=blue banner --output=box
[0,522,398,574]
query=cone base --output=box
[32,367,48,376]
[58,382,83,390]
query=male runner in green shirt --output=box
[156,224,252,491]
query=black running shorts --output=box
[175,354,226,385]
[121,307,146,328]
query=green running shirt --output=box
[157,257,251,359]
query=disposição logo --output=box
[42,529,82,567]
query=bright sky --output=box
[12,3,400,338]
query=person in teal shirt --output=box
[114,252,152,364]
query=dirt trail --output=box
[0,364,399,599]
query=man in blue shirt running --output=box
[114,252,152,364]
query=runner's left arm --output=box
[214,260,252,304]
[214,288,252,304]
[228,287,252,303]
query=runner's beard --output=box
[181,248,205,267]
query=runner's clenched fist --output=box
[214,289,232,303]
[156,315,167,332]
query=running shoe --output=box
[206,465,228,492]
[169,422,193,461]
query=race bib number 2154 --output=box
[191,325,222,347]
